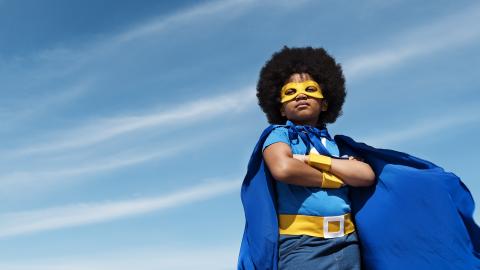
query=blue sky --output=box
[0,0,479,269]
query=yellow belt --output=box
[279,213,355,238]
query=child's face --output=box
[280,73,327,126]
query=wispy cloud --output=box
[0,179,240,238]
[0,125,241,196]
[0,49,93,120]
[2,79,93,126]
[9,1,479,157]
[0,143,184,194]
[0,246,238,270]
[0,0,259,200]
[116,0,257,42]
[0,0,260,126]
[8,86,254,157]
[344,3,480,79]
[361,107,480,147]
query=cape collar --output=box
[285,120,332,140]
[284,120,332,155]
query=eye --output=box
[305,86,317,92]
[285,88,297,95]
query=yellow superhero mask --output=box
[280,80,324,103]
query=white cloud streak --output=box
[7,1,480,158]
[9,86,255,157]
[116,0,257,42]
[0,143,185,193]
[1,1,479,240]
[0,0,259,125]
[0,123,241,196]
[0,246,238,270]
[344,3,480,79]
[0,179,240,238]
[2,79,93,125]
[361,107,480,147]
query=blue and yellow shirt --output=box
[262,125,351,218]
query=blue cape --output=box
[238,125,480,270]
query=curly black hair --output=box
[256,46,346,127]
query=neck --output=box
[289,119,320,127]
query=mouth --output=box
[295,101,310,108]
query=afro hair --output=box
[256,46,346,127]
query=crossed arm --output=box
[262,142,375,187]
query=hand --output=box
[348,156,364,161]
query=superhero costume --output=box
[238,124,480,270]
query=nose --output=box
[295,93,308,100]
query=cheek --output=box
[314,99,323,110]
[284,103,296,114]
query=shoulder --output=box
[269,125,289,135]
[262,125,290,151]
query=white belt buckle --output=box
[323,215,345,238]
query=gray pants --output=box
[278,232,361,270]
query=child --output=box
[258,47,375,269]
[238,46,480,270]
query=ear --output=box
[280,106,286,117]
[322,100,328,112]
